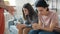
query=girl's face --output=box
[23,8,29,15]
[37,7,48,15]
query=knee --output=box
[23,28,31,34]
[28,30,39,34]
[39,32,46,34]
[39,31,55,34]
[28,30,35,34]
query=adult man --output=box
[0,0,14,34]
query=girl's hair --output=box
[35,0,49,11]
[22,3,35,20]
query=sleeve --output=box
[31,14,38,24]
[51,13,59,28]
[25,20,32,28]
[26,14,38,28]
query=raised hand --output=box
[5,6,15,15]
[0,2,15,15]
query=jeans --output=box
[28,30,40,34]
[29,29,55,34]
[39,31,55,34]
[54,31,60,34]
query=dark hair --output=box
[35,0,49,11]
[22,3,35,20]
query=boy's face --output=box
[37,7,47,15]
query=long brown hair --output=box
[22,3,35,20]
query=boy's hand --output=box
[32,23,38,30]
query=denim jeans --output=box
[28,30,40,34]
[39,31,55,34]
[54,31,60,34]
[29,29,55,34]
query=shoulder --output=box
[49,11,58,18]
[49,10,57,15]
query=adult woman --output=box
[29,0,59,34]
[0,0,14,34]
[16,3,37,34]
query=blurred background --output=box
[3,0,60,34]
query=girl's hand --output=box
[16,23,26,30]
[16,23,21,29]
